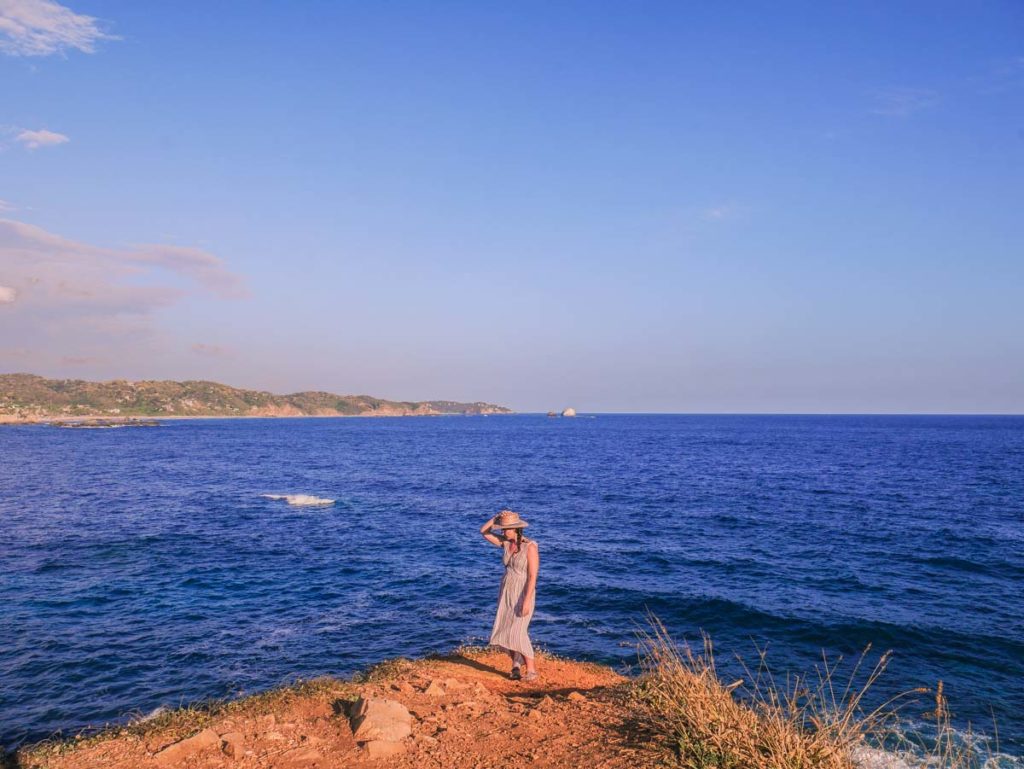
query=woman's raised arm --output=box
[479,515,502,547]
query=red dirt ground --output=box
[19,651,663,769]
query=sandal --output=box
[510,667,522,680]
[522,671,538,682]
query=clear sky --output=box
[1,1,1022,413]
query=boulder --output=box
[423,679,447,697]
[349,697,413,742]
[153,727,220,765]
[220,731,245,759]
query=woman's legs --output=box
[523,653,536,675]
[501,647,536,677]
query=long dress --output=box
[489,539,536,659]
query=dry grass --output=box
[351,656,419,684]
[630,616,995,769]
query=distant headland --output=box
[0,374,512,423]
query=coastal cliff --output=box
[0,374,511,422]
[13,650,649,769]
[8,640,962,769]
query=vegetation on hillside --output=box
[0,374,511,420]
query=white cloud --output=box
[0,284,17,303]
[869,87,939,117]
[16,128,69,149]
[0,0,115,56]
[0,199,14,212]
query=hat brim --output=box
[496,521,528,529]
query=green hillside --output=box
[0,374,511,420]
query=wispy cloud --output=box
[869,87,940,118]
[0,0,116,56]
[970,56,1024,95]
[700,204,736,222]
[191,342,234,358]
[0,199,14,212]
[135,245,248,299]
[0,346,34,360]
[59,354,103,365]
[0,218,247,356]
[15,128,69,149]
[1,218,247,299]
[869,59,1023,121]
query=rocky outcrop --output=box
[348,696,413,757]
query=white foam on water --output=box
[260,493,335,507]
[852,745,922,769]
[135,706,169,723]
[851,726,1023,769]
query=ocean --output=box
[1,414,1022,758]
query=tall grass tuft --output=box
[630,615,995,769]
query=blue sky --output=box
[1,1,1022,412]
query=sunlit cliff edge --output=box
[6,636,993,769]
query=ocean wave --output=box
[853,722,1024,769]
[259,494,335,507]
[851,745,918,769]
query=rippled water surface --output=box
[2,415,1022,752]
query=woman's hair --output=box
[512,528,532,552]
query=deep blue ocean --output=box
[2,415,1022,756]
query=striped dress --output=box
[489,539,536,659]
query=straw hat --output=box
[494,509,529,529]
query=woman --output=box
[480,509,540,681]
